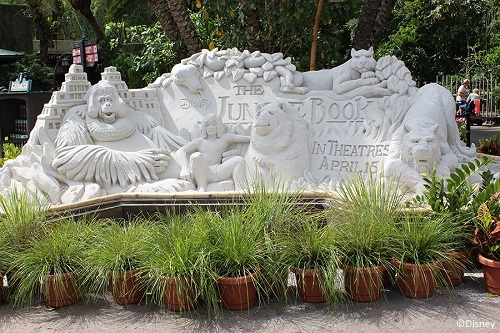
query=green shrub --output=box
[478,134,500,155]
[8,54,55,91]
[0,139,21,167]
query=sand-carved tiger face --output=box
[401,124,441,173]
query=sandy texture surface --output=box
[1,272,499,333]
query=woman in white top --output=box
[456,79,470,103]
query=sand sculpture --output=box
[0,48,477,205]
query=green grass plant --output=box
[8,216,94,308]
[394,212,465,266]
[81,217,153,300]
[0,189,49,251]
[142,211,218,315]
[280,211,342,305]
[205,206,265,278]
[241,181,309,302]
[0,189,50,289]
[330,172,406,270]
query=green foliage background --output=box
[1,0,498,90]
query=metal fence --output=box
[434,74,499,120]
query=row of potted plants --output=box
[416,156,500,295]
[0,159,499,314]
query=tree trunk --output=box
[353,0,396,50]
[310,0,325,71]
[241,3,263,52]
[166,0,203,55]
[68,0,105,41]
[368,0,397,47]
[148,0,181,40]
[37,27,51,64]
[24,0,55,64]
[148,0,189,58]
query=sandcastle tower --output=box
[98,66,128,94]
[32,65,166,143]
[36,65,91,141]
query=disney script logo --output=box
[180,98,212,110]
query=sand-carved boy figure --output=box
[175,113,250,191]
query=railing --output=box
[434,74,499,121]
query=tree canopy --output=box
[3,0,498,88]
[377,0,498,82]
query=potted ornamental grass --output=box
[280,211,341,305]
[474,191,500,295]
[330,173,405,302]
[82,217,152,305]
[8,216,94,308]
[0,224,7,304]
[393,212,464,298]
[0,189,50,305]
[141,211,218,314]
[204,204,267,311]
[241,181,307,302]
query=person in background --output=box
[456,79,470,104]
[467,88,480,102]
[467,88,482,115]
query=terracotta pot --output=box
[217,270,258,310]
[45,272,79,307]
[109,269,145,305]
[344,266,383,302]
[440,251,468,287]
[163,277,198,312]
[294,268,325,303]
[478,253,500,295]
[394,260,436,298]
[379,265,392,286]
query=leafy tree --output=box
[6,53,55,91]
[195,0,364,70]
[23,0,65,63]
[97,22,178,88]
[67,0,104,40]
[377,0,491,82]
[92,0,156,27]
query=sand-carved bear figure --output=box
[245,102,310,185]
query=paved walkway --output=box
[0,272,499,333]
